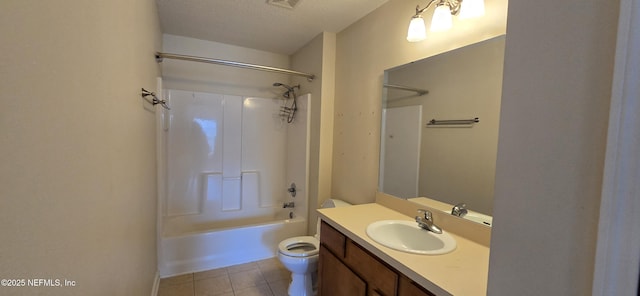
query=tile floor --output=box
[158,258,291,296]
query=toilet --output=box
[278,199,351,296]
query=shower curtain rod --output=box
[155,52,315,81]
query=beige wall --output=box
[332,0,508,204]
[0,1,161,295]
[292,32,337,234]
[487,0,619,294]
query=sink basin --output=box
[366,220,456,255]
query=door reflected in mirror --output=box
[379,35,505,221]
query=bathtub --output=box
[159,216,307,277]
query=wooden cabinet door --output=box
[320,221,346,258]
[318,245,366,296]
[345,240,398,296]
[398,275,435,296]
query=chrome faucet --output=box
[415,209,442,234]
[451,203,468,217]
[283,201,295,208]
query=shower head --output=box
[273,82,299,92]
[273,82,300,123]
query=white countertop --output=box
[317,203,490,296]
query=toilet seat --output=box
[278,236,319,257]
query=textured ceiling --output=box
[156,0,390,55]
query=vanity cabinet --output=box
[318,221,435,296]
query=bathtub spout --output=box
[283,202,295,208]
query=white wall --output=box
[0,1,161,295]
[332,0,508,204]
[487,0,619,294]
[162,34,291,98]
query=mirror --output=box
[379,35,505,222]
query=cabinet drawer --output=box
[345,239,398,296]
[320,221,346,258]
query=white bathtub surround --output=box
[158,89,311,277]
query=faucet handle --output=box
[416,209,442,234]
[417,209,432,220]
[451,203,468,217]
[453,202,466,208]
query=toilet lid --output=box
[278,236,319,257]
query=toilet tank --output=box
[315,199,351,238]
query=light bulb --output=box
[430,5,453,32]
[407,15,427,42]
[459,0,485,19]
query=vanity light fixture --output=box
[406,0,485,42]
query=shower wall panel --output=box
[162,90,293,234]
[167,90,224,216]
[242,97,287,209]
[222,96,243,211]
[285,94,311,216]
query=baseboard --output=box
[151,271,160,296]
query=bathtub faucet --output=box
[287,183,297,197]
[283,202,295,208]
